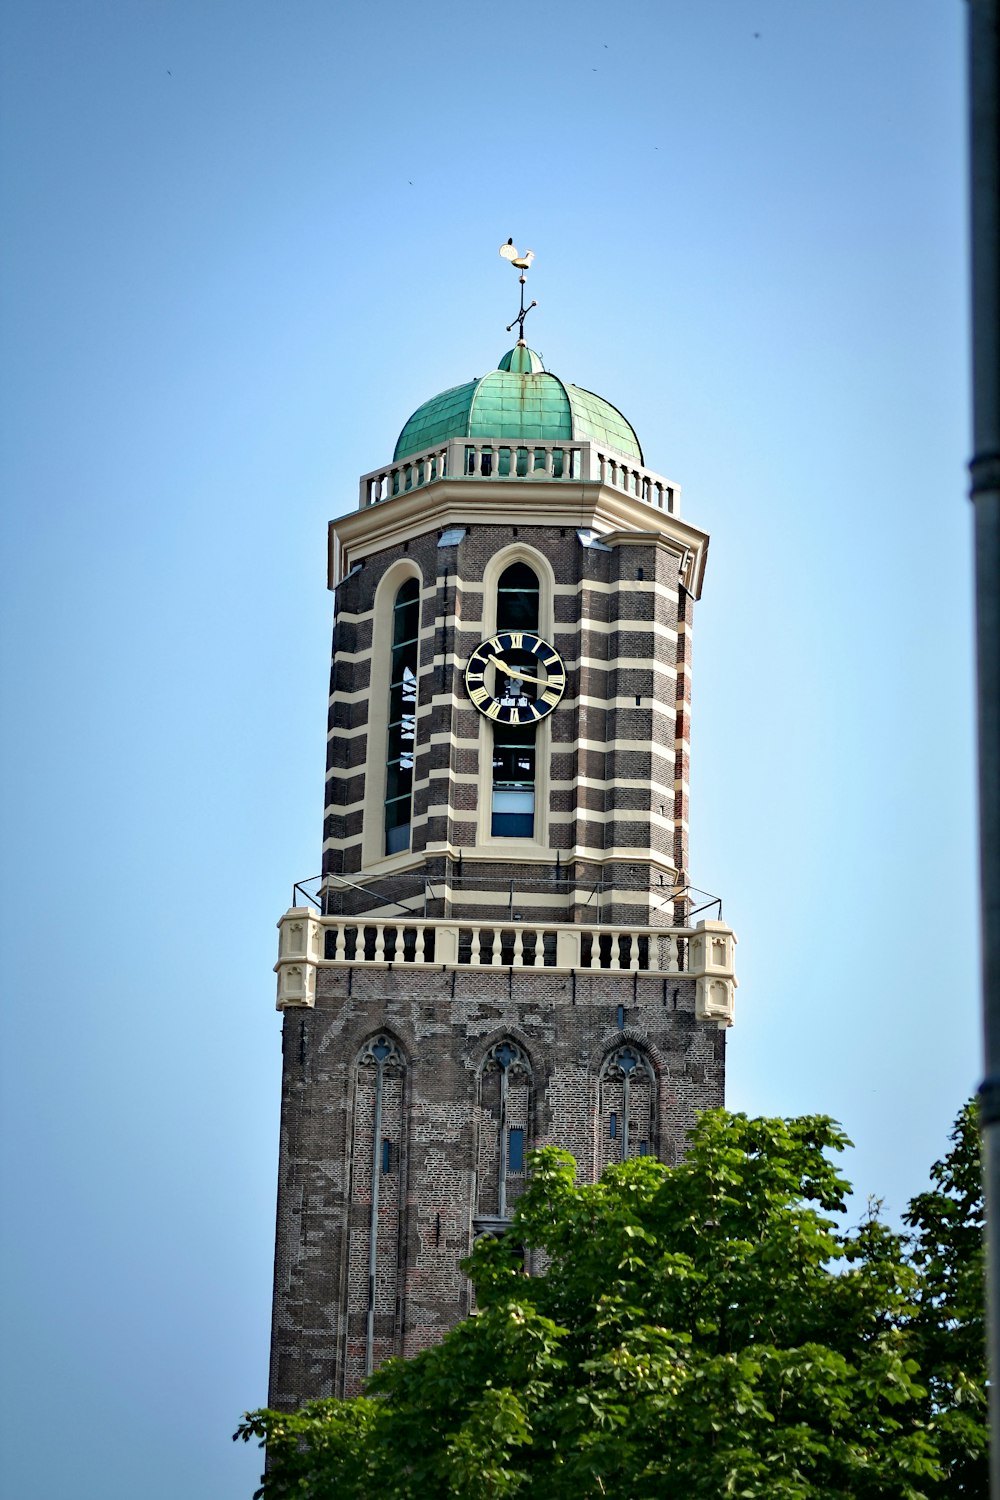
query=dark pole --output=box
[968,3,1000,1494]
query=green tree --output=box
[238,1107,985,1499]
[904,1101,987,1495]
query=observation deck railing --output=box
[274,911,736,1026]
[358,438,678,516]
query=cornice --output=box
[328,480,711,598]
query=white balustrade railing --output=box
[280,914,699,973]
[358,439,678,517]
[274,910,737,1024]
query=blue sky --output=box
[0,3,974,1497]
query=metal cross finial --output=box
[499,239,537,341]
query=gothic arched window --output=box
[384,578,419,854]
[477,1039,532,1220]
[598,1045,656,1175]
[346,1034,406,1388]
[491,563,539,838]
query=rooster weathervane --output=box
[499,239,537,341]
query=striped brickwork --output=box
[322,518,692,926]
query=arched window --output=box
[491,564,539,838]
[345,1034,406,1390]
[477,1039,532,1221]
[384,579,419,854]
[496,561,539,630]
[598,1045,656,1175]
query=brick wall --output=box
[269,962,724,1404]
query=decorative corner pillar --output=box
[274,907,323,1010]
[689,918,738,1027]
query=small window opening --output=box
[508,1127,525,1173]
[609,1112,618,1139]
[496,562,539,631]
[616,1004,625,1030]
[381,1138,392,1173]
[492,723,535,837]
[637,567,644,580]
[639,1141,649,1157]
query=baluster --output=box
[598,452,607,484]
[628,936,640,972]
[543,447,554,476]
[609,935,621,971]
[491,930,503,967]
[374,924,386,962]
[470,927,481,966]
[647,933,661,972]
[415,927,425,963]
[581,930,594,969]
[335,925,347,962]
[512,929,524,967]
[394,927,405,963]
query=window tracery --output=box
[346,1033,406,1388]
[477,1040,532,1220]
[598,1045,656,1172]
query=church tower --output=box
[268,259,737,1406]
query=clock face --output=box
[464,631,566,724]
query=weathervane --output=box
[499,239,537,341]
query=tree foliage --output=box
[904,1101,987,1495]
[237,1106,985,1499]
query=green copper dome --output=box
[393,346,643,464]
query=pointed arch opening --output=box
[598,1044,656,1175]
[384,578,420,854]
[476,1039,532,1221]
[345,1033,407,1390]
[491,563,540,839]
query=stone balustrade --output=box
[358,438,678,516]
[274,910,736,1025]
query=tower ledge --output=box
[274,906,737,1027]
[333,438,709,598]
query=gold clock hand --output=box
[487,654,548,687]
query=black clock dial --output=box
[464,631,567,724]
